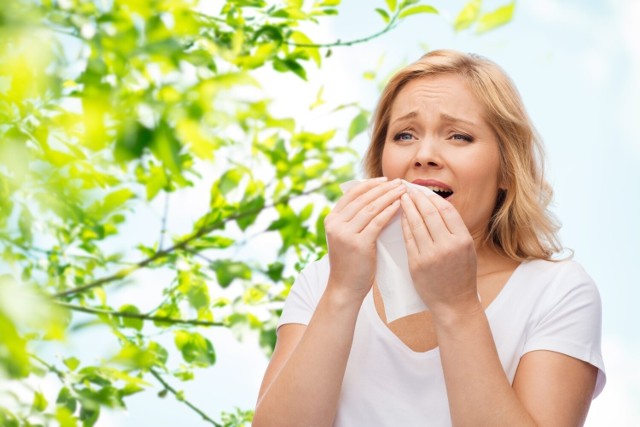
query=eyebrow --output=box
[440,113,477,127]
[390,111,478,127]
[390,111,418,124]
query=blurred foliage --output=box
[0,0,512,425]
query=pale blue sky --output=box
[48,1,639,425]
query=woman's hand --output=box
[399,187,480,318]
[324,178,405,301]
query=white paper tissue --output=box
[339,180,435,322]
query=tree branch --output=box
[149,368,223,427]
[193,9,400,49]
[56,302,225,327]
[158,191,170,251]
[284,13,400,48]
[54,181,336,298]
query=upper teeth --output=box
[426,186,452,194]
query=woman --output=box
[253,50,605,426]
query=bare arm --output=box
[253,178,406,427]
[435,306,597,426]
[401,189,598,426]
[254,286,363,427]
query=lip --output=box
[411,179,453,192]
[411,179,454,199]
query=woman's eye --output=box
[393,132,414,142]
[452,133,473,142]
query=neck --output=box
[473,238,518,277]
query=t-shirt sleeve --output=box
[277,257,328,332]
[523,261,606,398]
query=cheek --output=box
[381,145,406,177]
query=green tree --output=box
[0,0,513,425]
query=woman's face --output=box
[381,74,503,241]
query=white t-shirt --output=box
[277,257,606,427]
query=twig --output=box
[149,368,223,427]
[193,8,400,48]
[284,12,400,48]
[158,191,170,251]
[56,301,225,327]
[54,181,336,298]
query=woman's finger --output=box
[348,182,406,232]
[400,192,433,252]
[361,198,401,238]
[408,188,451,243]
[425,191,470,236]
[334,177,388,213]
[400,209,420,255]
[339,179,403,223]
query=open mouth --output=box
[428,187,454,199]
[411,180,454,199]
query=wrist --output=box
[430,293,484,330]
[325,277,370,308]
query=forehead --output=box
[389,74,488,123]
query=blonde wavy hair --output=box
[364,49,562,261]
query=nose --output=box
[412,138,442,169]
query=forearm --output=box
[435,304,537,427]
[253,284,363,427]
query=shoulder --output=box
[277,256,330,328]
[515,259,606,396]
[518,258,598,297]
[295,255,330,293]
[504,258,602,331]
[515,258,602,338]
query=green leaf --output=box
[375,8,390,24]
[236,195,265,231]
[476,2,515,34]
[118,305,143,331]
[174,330,216,367]
[309,85,325,110]
[153,303,181,327]
[63,357,80,371]
[32,391,48,412]
[385,0,397,12]
[56,387,77,414]
[150,122,182,174]
[291,31,321,66]
[56,406,77,427]
[398,0,419,9]
[243,284,268,304]
[287,0,303,8]
[273,58,307,80]
[186,281,210,310]
[251,25,283,44]
[348,112,368,141]
[115,122,153,162]
[211,260,252,287]
[260,327,277,355]
[17,206,32,243]
[266,262,284,282]
[454,0,482,31]
[188,236,235,250]
[102,189,135,215]
[218,168,244,196]
[398,5,438,19]
[80,405,100,427]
